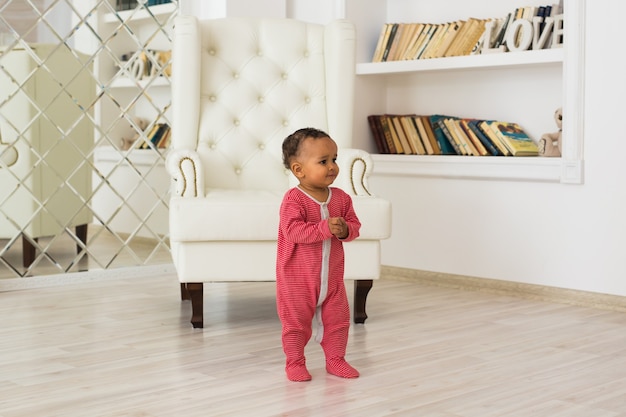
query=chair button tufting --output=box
[258,143,265,150]
[209,95,216,102]
[303,50,309,58]
[235,168,242,175]
[304,96,311,104]
[281,73,288,80]
[258,96,264,103]
[282,120,289,127]
[209,143,216,150]
[208,49,216,55]
[257,50,263,57]
[233,72,239,79]
[234,119,240,126]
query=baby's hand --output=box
[329,217,348,239]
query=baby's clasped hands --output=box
[328,217,348,239]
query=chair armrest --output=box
[336,148,374,197]
[166,149,205,198]
[0,143,18,168]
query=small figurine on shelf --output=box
[538,107,562,157]
[119,117,148,150]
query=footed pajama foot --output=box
[326,358,359,378]
[286,359,312,382]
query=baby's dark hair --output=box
[282,127,330,169]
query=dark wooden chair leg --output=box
[353,279,373,324]
[180,283,191,300]
[22,235,38,268]
[75,224,88,256]
[186,283,204,328]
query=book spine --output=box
[467,121,501,156]
[437,119,462,155]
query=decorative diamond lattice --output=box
[0,0,176,278]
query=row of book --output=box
[368,114,539,157]
[371,2,563,62]
[135,122,171,150]
[116,0,172,11]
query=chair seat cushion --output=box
[169,189,391,242]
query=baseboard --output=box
[0,263,177,292]
[381,265,626,313]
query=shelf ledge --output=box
[357,48,564,75]
[106,76,170,90]
[94,146,167,166]
[103,3,177,24]
[371,154,564,182]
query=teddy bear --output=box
[119,117,148,150]
[538,107,562,157]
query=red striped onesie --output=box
[276,186,361,381]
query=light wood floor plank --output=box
[3,273,626,416]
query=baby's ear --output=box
[291,162,304,178]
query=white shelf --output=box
[103,3,177,24]
[371,154,562,182]
[108,76,170,89]
[94,145,167,167]
[357,48,563,75]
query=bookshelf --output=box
[91,1,177,237]
[350,0,584,184]
[96,0,176,148]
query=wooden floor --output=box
[2,271,626,416]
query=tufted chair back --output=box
[172,16,356,196]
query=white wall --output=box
[369,0,626,297]
[180,0,626,297]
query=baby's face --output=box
[295,136,339,189]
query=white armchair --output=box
[167,16,391,328]
[0,44,94,270]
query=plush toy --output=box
[119,117,148,150]
[538,107,562,157]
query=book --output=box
[434,117,461,154]
[443,118,471,155]
[418,116,442,155]
[392,23,420,61]
[371,23,392,62]
[136,123,160,149]
[429,115,457,154]
[459,119,489,156]
[367,115,389,153]
[449,118,480,155]
[412,116,434,155]
[390,115,415,154]
[385,23,407,62]
[478,120,511,155]
[434,20,463,58]
[414,24,438,59]
[157,125,172,148]
[422,22,449,59]
[407,23,432,60]
[458,18,487,56]
[466,120,501,156]
[400,23,425,60]
[399,115,426,155]
[443,19,471,57]
[147,123,169,149]
[381,23,399,62]
[486,121,539,156]
[378,115,398,154]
